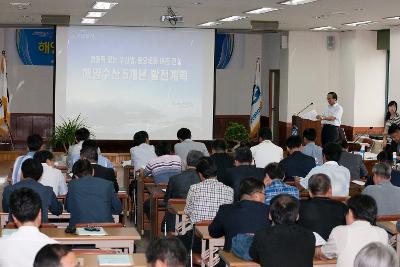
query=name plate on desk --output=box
[98,255,132,266]
[76,227,108,236]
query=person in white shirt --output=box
[250,127,283,168]
[316,92,343,145]
[316,195,388,267]
[67,127,92,170]
[34,150,68,196]
[130,130,157,171]
[300,142,350,196]
[0,188,57,267]
[174,128,209,167]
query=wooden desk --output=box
[147,184,166,240]
[377,220,400,255]
[169,201,192,235]
[76,253,146,267]
[0,227,141,253]
[219,251,337,267]
[137,176,155,235]
[195,225,225,267]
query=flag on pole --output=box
[0,51,11,138]
[249,58,262,138]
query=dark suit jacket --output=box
[92,164,119,192]
[298,197,347,240]
[208,200,270,251]
[338,151,368,180]
[249,224,315,267]
[2,178,63,222]
[65,176,122,227]
[210,153,234,179]
[220,165,265,200]
[164,169,200,203]
[278,151,316,180]
[365,169,400,187]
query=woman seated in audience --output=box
[383,101,400,148]
[316,195,388,267]
[353,242,399,267]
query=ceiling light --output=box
[86,11,106,18]
[9,2,31,6]
[92,1,118,10]
[219,16,247,22]
[81,18,98,24]
[245,7,279,14]
[198,22,222,27]
[311,26,337,31]
[344,20,375,26]
[279,0,318,6]
[384,16,400,20]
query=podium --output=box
[292,115,322,146]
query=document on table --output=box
[98,255,133,266]
[76,227,108,236]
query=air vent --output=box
[41,15,70,25]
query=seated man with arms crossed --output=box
[3,158,63,222]
[249,194,315,267]
[300,142,350,196]
[0,188,57,267]
[208,177,269,251]
[298,173,347,240]
[66,159,122,227]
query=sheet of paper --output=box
[76,227,108,236]
[98,255,133,266]
[313,232,327,246]
[302,110,318,121]
[352,180,366,186]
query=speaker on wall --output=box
[327,35,335,50]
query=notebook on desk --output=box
[76,227,108,236]
[98,255,132,266]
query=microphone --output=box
[296,102,314,116]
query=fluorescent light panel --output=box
[384,16,400,20]
[198,21,221,27]
[245,7,279,14]
[311,26,337,31]
[344,20,374,26]
[219,15,247,22]
[86,11,106,18]
[81,18,98,24]
[280,0,318,6]
[9,2,31,6]
[92,1,118,10]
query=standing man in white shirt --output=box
[0,188,57,267]
[316,92,343,145]
[250,127,283,168]
[34,150,68,196]
[300,142,350,196]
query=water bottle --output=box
[360,145,365,160]
[393,152,397,167]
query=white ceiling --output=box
[0,0,400,31]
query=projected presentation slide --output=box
[55,26,215,140]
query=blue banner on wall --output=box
[16,29,55,66]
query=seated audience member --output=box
[362,162,400,215]
[387,124,400,157]
[34,244,77,267]
[302,128,323,166]
[250,127,283,168]
[164,150,203,232]
[33,150,68,196]
[144,142,182,184]
[338,140,368,181]
[146,237,187,267]
[300,142,350,196]
[70,139,113,169]
[317,195,388,267]
[249,194,315,267]
[130,130,157,171]
[67,127,91,169]
[264,163,299,205]
[184,157,233,224]
[174,127,209,166]
[65,159,122,227]
[12,134,44,184]
[298,173,347,240]
[3,159,63,222]
[278,135,316,180]
[220,147,264,200]
[209,178,269,251]
[354,242,399,267]
[365,150,400,187]
[0,188,57,267]
[210,139,234,178]
[80,142,119,192]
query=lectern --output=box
[292,115,322,146]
